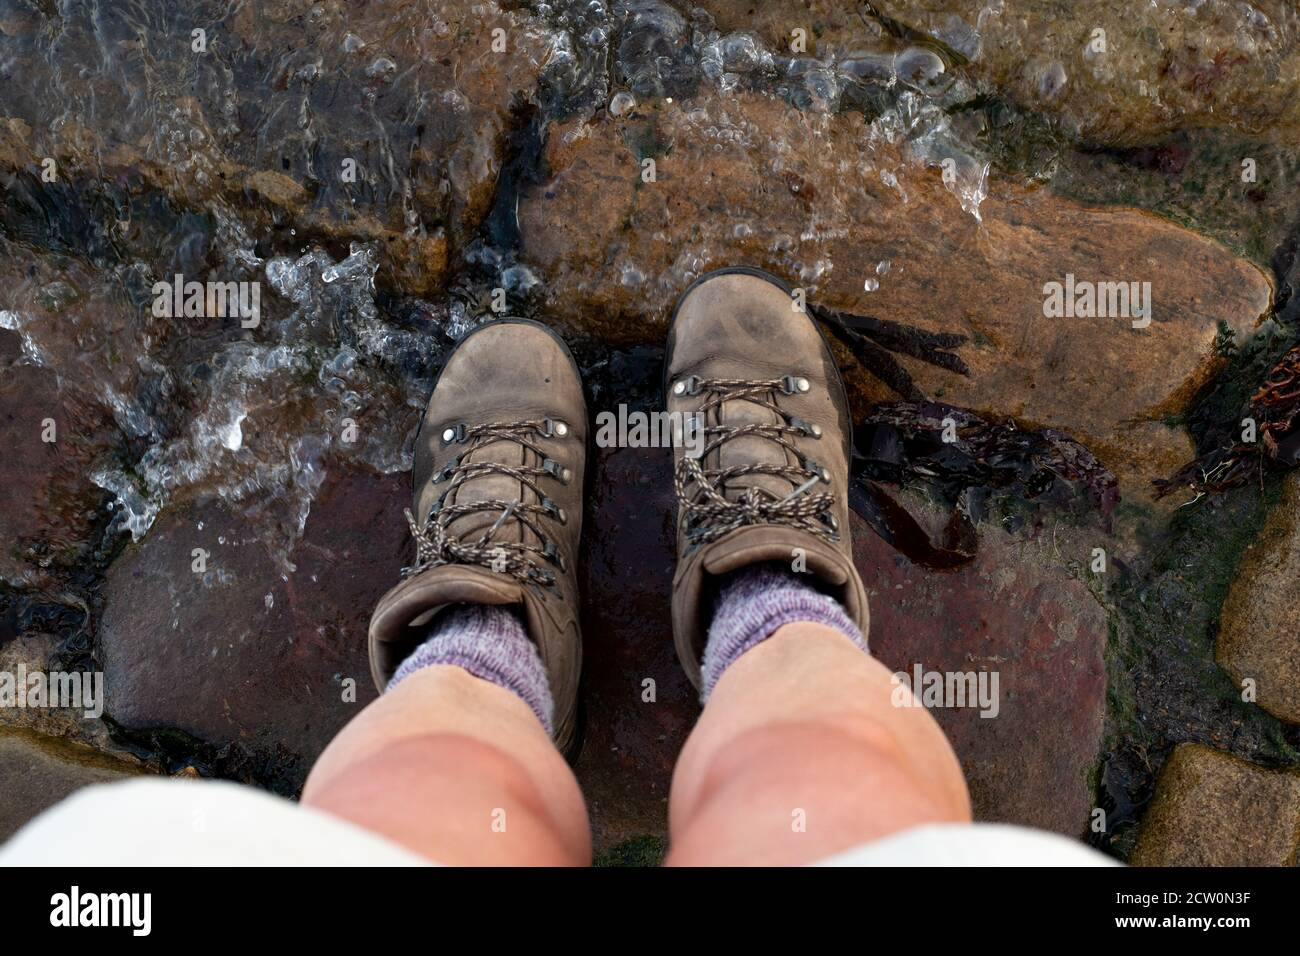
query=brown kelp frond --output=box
[812,303,969,399]
[852,401,1119,557]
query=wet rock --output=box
[0,0,557,293]
[0,728,145,842]
[520,89,1270,493]
[858,499,1108,835]
[0,332,116,586]
[98,463,406,782]
[574,446,697,855]
[1052,128,1300,276]
[695,0,867,59]
[1216,473,1300,724]
[699,0,1300,147]
[1131,742,1300,866]
[0,631,134,760]
[873,0,1300,147]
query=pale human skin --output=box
[303,621,972,866]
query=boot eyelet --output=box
[542,541,566,570]
[440,423,467,446]
[433,455,461,483]
[542,458,570,484]
[541,418,570,438]
[780,375,811,395]
[672,375,701,397]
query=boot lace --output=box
[403,418,570,588]
[672,376,838,548]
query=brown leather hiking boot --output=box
[665,267,870,688]
[368,319,587,753]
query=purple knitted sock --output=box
[700,563,868,701]
[389,604,554,734]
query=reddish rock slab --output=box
[573,444,1106,851]
[0,333,116,587]
[99,464,405,781]
[856,508,1108,836]
[575,446,698,856]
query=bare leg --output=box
[666,622,971,866]
[303,665,590,866]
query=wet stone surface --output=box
[99,463,400,787]
[575,446,696,856]
[0,0,562,294]
[575,452,1106,854]
[520,89,1270,496]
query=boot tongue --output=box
[716,394,796,502]
[440,434,536,549]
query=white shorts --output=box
[0,778,1117,866]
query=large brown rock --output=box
[98,463,404,777]
[1216,473,1300,724]
[1131,742,1300,866]
[520,89,1270,492]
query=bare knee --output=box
[668,721,969,866]
[306,732,589,866]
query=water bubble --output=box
[864,277,880,292]
[719,33,762,73]
[876,259,891,276]
[895,47,948,93]
[609,91,636,116]
[365,57,397,79]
